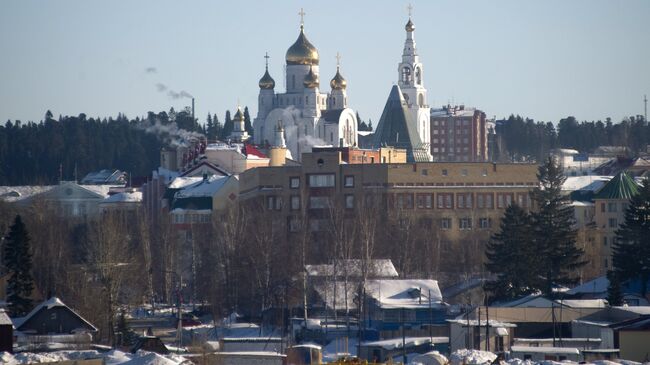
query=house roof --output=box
[180,160,230,177]
[321,109,344,123]
[102,191,142,203]
[593,171,639,200]
[364,279,443,309]
[306,259,398,278]
[14,297,98,332]
[615,316,650,331]
[0,309,12,327]
[174,175,233,199]
[566,276,609,295]
[371,85,429,163]
[447,319,516,328]
[80,169,127,185]
[244,144,268,159]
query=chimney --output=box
[191,98,195,121]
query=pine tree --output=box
[368,119,373,131]
[485,204,539,301]
[221,110,233,140]
[530,157,585,297]
[612,179,650,297]
[243,107,253,136]
[606,271,624,306]
[3,215,35,316]
[206,114,215,141]
[213,115,223,141]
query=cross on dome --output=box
[407,3,413,18]
[299,8,306,26]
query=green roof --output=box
[594,171,640,200]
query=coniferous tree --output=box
[368,119,373,131]
[213,115,223,141]
[485,204,539,301]
[606,271,624,306]
[3,215,35,316]
[221,110,233,140]
[206,114,215,141]
[530,157,585,296]
[243,107,253,136]
[612,179,650,297]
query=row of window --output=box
[268,194,356,211]
[172,213,211,224]
[396,192,530,210]
[290,174,354,189]
[432,119,472,127]
[439,217,492,230]
[600,201,628,213]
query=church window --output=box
[402,66,412,84]
[415,67,422,85]
[332,96,336,105]
[306,95,309,104]
[292,75,295,89]
[330,132,333,142]
[418,93,424,107]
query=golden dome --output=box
[330,67,347,90]
[286,25,319,66]
[405,18,415,32]
[258,68,275,89]
[233,106,244,121]
[303,66,319,88]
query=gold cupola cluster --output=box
[330,66,347,90]
[303,66,319,88]
[286,25,320,66]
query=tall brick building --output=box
[430,105,488,162]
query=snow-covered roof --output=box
[103,191,142,203]
[365,279,443,309]
[175,175,233,198]
[361,336,448,350]
[498,294,607,308]
[14,297,98,332]
[168,176,203,189]
[0,309,12,326]
[567,275,609,295]
[510,346,580,355]
[170,208,211,214]
[557,299,608,308]
[78,184,114,198]
[562,175,611,192]
[0,186,55,202]
[306,259,398,278]
[612,306,650,315]
[313,281,360,310]
[447,319,517,328]
[80,169,126,185]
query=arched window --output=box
[415,67,422,85]
[418,93,424,107]
[402,67,411,84]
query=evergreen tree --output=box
[485,204,539,301]
[606,271,624,306]
[530,157,585,296]
[206,114,215,141]
[3,215,35,316]
[243,107,254,136]
[221,110,233,140]
[116,308,138,346]
[368,119,373,132]
[213,115,223,141]
[612,179,650,297]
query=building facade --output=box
[430,105,488,162]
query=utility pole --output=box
[644,94,648,124]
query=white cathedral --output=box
[253,18,358,161]
[253,12,431,161]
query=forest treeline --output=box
[1,110,647,185]
[496,114,649,162]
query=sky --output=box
[1,0,649,126]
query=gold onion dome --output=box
[405,18,415,32]
[233,106,244,121]
[258,68,275,89]
[303,67,319,88]
[330,67,347,90]
[286,25,319,66]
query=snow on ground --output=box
[0,350,188,365]
[449,349,497,365]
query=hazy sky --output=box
[1,0,649,126]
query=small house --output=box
[447,319,516,353]
[510,345,581,362]
[0,309,13,352]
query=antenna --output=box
[644,94,648,123]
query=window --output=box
[288,217,301,232]
[344,175,354,187]
[290,195,301,210]
[309,196,330,209]
[603,236,608,246]
[457,193,473,209]
[497,193,513,208]
[397,193,414,209]
[345,194,355,209]
[267,196,275,210]
[437,193,454,209]
[609,218,618,228]
[421,169,428,176]
[608,202,617,212]
[401,66,412,83]
[601,203,606,212]
[440,218,452,230]
[442,169,448,176]
[459,218,472,230]
[309,174,335,187]
[517,193,531,208]
[461,169,468,176]
[290,177,300,189]
[416,194,433,209]
[479,218,491,229]
[477,193,494,209]
[482,169,488,177]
